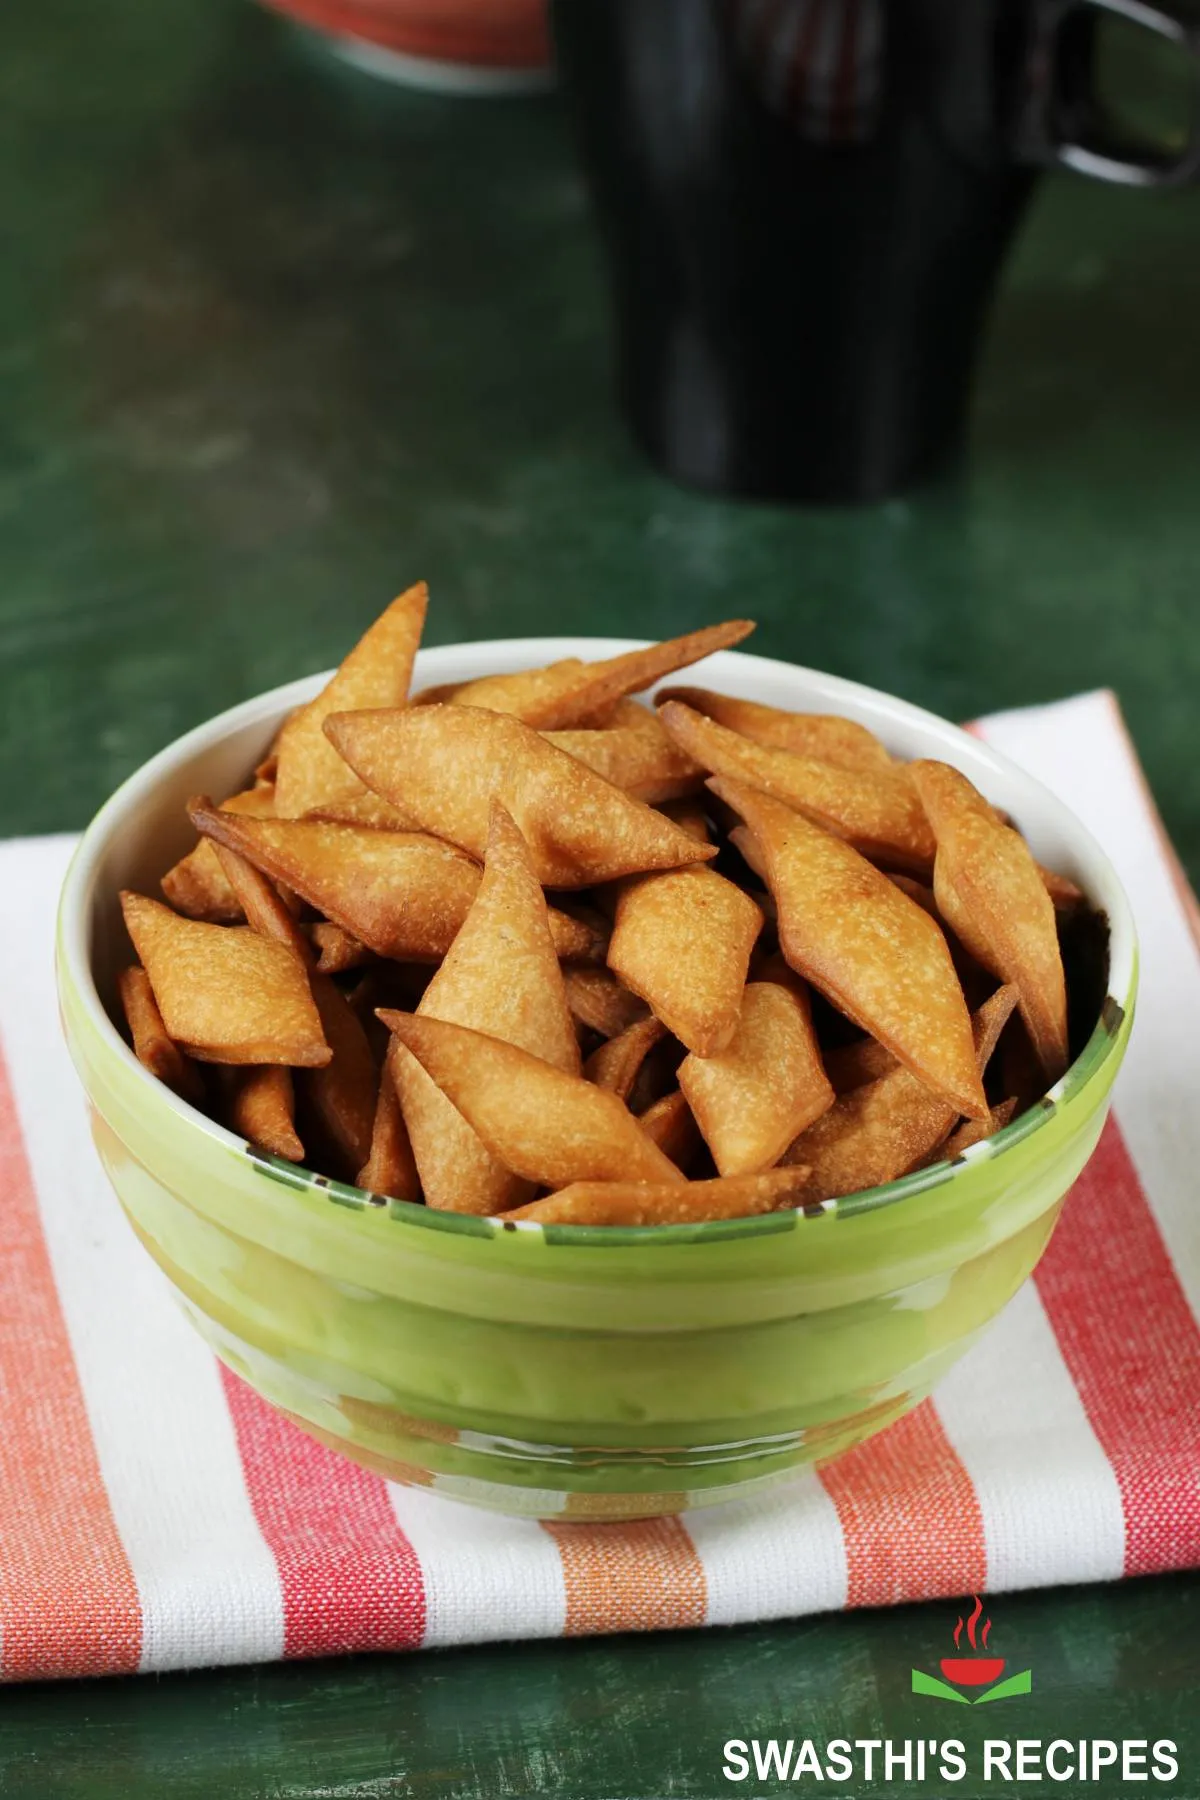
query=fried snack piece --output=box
[409,675,493,708]
[887,871,995,1007]
[162,782,277,922]
[301,973,379,1178]
[940,1097,1019,1162]
[580,697,664,734]
[274,582,428,818]
[304,791,419,832]
[357,1041,421,1200]
[783,986,1017,1197]
[1040,866,1085,912]
[190,804,588,964]
[378,1013,682,1190]
[254,742,280,785]
[824,1035,897,1095]
[679,979,834,1175]
[607,845,763,1056]
[637,1090,700,1170]
[207,835,310,960]
[564,968,650,1038]
[218,1065,303,1162]
[309,921,373,974]
[117,965,205,1105]
[415,658,579,718]
[445,621,755,730]
[911,761,1070,1083]
[325,705,717,889]
[728,823,767,882]
[660,701,935,872]
[711,778,987,1120]
[657,687,894,775]
[998,1012,1047,1113]
[542,721,703,804]
[584,1015,667,1101]
[888,873,937,913]
[505,1167,811,1226]
[120,894,329,1067]
[199,833,380,1175]
[395,803,582,1215]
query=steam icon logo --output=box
[911,1597,1033,1705]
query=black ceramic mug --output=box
[552,0,1200,502]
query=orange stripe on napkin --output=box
[543,1517,707,1636]
[1035,1117,1200,1577]
[221,1371,426,1657]
[0,1056,142,1679]
[818,1399,987,1607]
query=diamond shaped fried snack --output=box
[564,968,650,1038]
[119,893,329,1067]
[783,985,1017,1197]
[445,620,755,730]
[418,657,578,719]
[162,782,277,922]
[637,1090,701,1170]
[679,979,834,1175]
[710,778,987,1120]
[393,802,582,1215]
[309,921,372,975]
[1041,866,1085,912]
[117,965,205,1105]
[824,1035,898,1095]
[911,760,1070,1083]
[607,860,763,1057]
[304,791,419,832]
[656,688,894,776]
[324,705,717,889]
[195,802,600,972]
[197,831,380,1176]
[584,1015,667,1101]
[274,582,428,819]
[357,1041,421,1200]
[378,1013,683,1190]
[206,834,311,961]
[541,720,703,804]
[660,701,935,872]
[505,1166,811,1226]
[218,1065,304,1162]
[189,802,569,964]
[939,1097,1019,1162]
[582,697,665,734]
[301,972,379,1179]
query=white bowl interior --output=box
[63,640,1137,1088]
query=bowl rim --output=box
[58,637,1138,1247]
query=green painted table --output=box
[2,4,1199,1795]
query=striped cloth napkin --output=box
[1,690,1198,1681]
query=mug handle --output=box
[1019,0,1200,186]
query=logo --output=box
[911,1596,1032,1705]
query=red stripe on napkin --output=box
[1035,1117,1200,1576]
[819,1399,988,1606]
[220,1370,426,1656]
[0,1051,142,1678]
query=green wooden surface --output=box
[1,1579,1197,1798]
[2,2,1199,1795]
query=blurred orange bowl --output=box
[260,0,551,87]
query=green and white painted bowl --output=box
[57,642,1136,1520]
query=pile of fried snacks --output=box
[116,585,1096,1226]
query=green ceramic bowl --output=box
[57,641,1136,1520]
